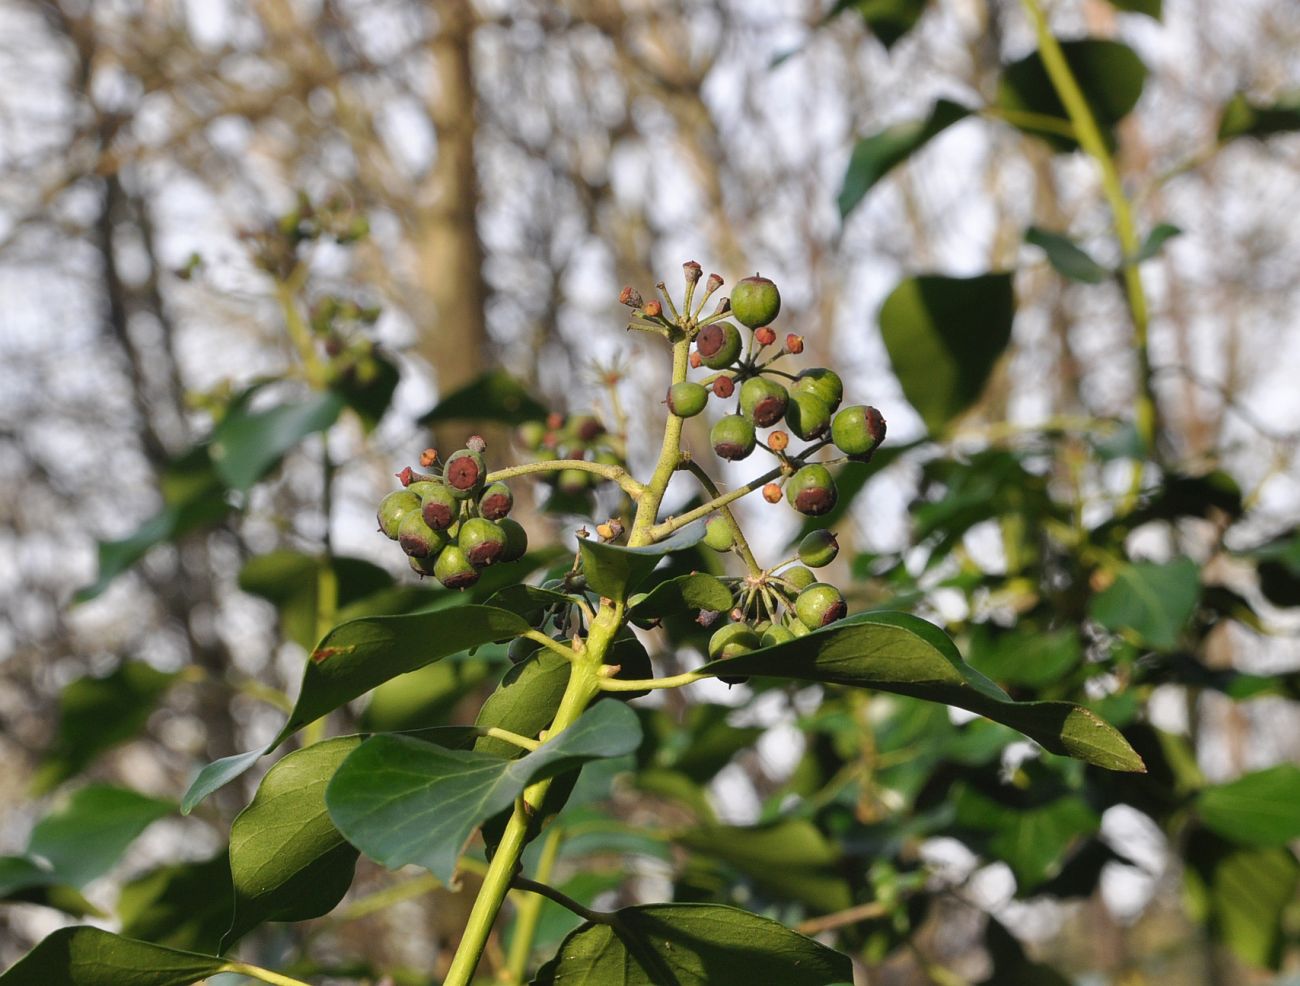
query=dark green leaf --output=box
[34,662,178,793]
[362,657,497,732]
[628,574,733,622]
[1218,92,1300,141]
[1187,832,1299,970]
[117,855,235,954]
[640,704,763,784]
[327,701,642,883]
[210,391,345,491]
[0,927,232,986]
[474,650,573,759]
[1106,0,1160,17]
[0,857,99,917]
[838,100,968,217]
[1089,559,1200,651]
[979,917,1072,986]
[227,737,360,945]
[180,749,264,817]
[878,274,1015,433]
[28,786,173,888]
[968,626,1081,688]
[334,350,400,431]
[1197,765,1300,847]
[998,40,1147,152]
[418,369,548,426]
[238,552,394,650]
[954,787,1098,890]
[829,0,929,49]
[699,612,1145,772]
[1133,223,1181,262]
[579,521,707,601]
[531,903,852,985]
[1025,226,1110,283]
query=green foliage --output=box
[838,100,969,217]
[0,928,230,986]
[1089,559,1201,651]
[830,0,930,50]
[1025,226,1110,283]
[419,369,548,426]
[210,391,345,491]
[1217,91,1300,141]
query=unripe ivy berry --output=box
[762,482,783,503]
[696,322,742,369]
[785,392,832,440]
[377,490,421,540]
[498,518,529,562]
[507,636,538,664]
[730,275,781,329]
[459,517,508,567]
[398,510,449,558]
[797,529,840,568]
[479,482,514,520]
[667,381,709,418]
[703,516,733,551]
[831,405,887,458]
[760,624,796,647]
[712,376,735,399]
[419,482,459,531]
[785,615,812,637]
[792,367,844,413]
[406,480,442,501]
[786,464,837,516]
[444,449,486,499]
[795,582,847,629]
[568,414,605,443]
[710,414,757,461]
[434,544,480,589]
[739,377,789,428]
[709,622,761,660]
[754,326,776,347]
[782,565,817,591]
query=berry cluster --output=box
[377,437,527,589]
[515,411,625,497]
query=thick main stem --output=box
[627,333,691,546]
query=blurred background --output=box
[2,0,1300,983]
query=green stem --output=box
[648,463,785,542]
[681,459,762,575]
[275,265,328,389]
[484,727,541,752]
[223,962,316,986]
[511,875,613,926]
[1020,0,1158,504]
[335,872,442,922]
[979,105,1079,141]
[505,828,565,983]
[627,334,691,546]
[599,669,708,692]
[486,459,644,500]
[522,629,576,663]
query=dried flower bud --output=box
[466,435,487,454]
[706,273,724,293]
[619,285,644,308]
[768,430,789,452]
[396,466,415,487]
[785,333,804,355]
[755,326,776,347]
[547,411,566,431]
[712,376,735,399]
[683,260,702,285]
[697,609,721,628]
[644,300,663,318]
[689,351,703,369]
[419,448,439,468]
[763,482,783,503]
[730,607,745,623]
[713,297,731,316]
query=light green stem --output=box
[487,459,643,499]
[505,826,564,983]
[484,727,541,752]
[223,962,316,986]
[681,458,762,576]
[627,334,690,546]
[599,669,709,692]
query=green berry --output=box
[785,392,832,441]
[729,275,781,329]
[558,468,590,494]
[760,624,796,647]
[566,414,605,443]
[516,421,547,448]
[739,377,789,428]
[782,566,818,591]
[398,511,449,558]
[498,518,529,562]
[709,622,761,660]
[785,464,837,516]
[406,480,442,500]
[785,615,812,638]
[418,482,459,531]
[831,405,886,458]
[710,414,757,461]
[478,482,514,520]
[695,321,743,369]
[459,517,508,567]
[409,553,439,577]
[507,636,538,665]
[797,529,840,568]
[434,545,480,590]
[792,368,843,413]
[667,381,709,418]
[795,583,847,629]
[377,490,421,540]
[444,449,486,499]
[703,516,734,552]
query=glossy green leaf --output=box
[418,369,548,426]
[1089,559,1200,651]
[579,520,707,601]
[676,820,852,912]
[968,626,1081,689]
[210,391,345,491]
[838,99,968,217]
[878,273,1015,433]
[34,662,178,793]
[1187,832,1299,969]
[0,857,99,917]
[998,40,1147,152]
[226,737,360,945]
[1218,92,1300,141]
[1197,765,1300,847]
[830,0,929,49]
[1025,227,1110,283]
[181,605,529,813]
[334,350,399,431]
[1133,223,1182,262]
[531,903,852,985]
[1106,0,1160,17]
[362,657,497,732]
[474,650,573,759]
[0,927,233,986]
[116,855,235,955]
[954,787,1098,890]
[628,573,733,622]
[326,701,642,883]
[28,786,173,888]
[698,612,1145,772]
[238,551,394,650]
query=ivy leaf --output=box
[0,857,100,918]
[1197,765,1300,847]
[1025,227,1110,283]
[838,99,969,218]
[1106,0,1160,17]
[34,661,178,793]
[1218,92,1300,142]
[879,273,1015,434]
[953,786,1099,890]
[698,612,1145,772]
[28,786,173,888]
[0,927,233,986]
[117,855,236,955]
[210,390,346,491]
[474,650,574,759]
[531,903,852,985]
[326,701,642,883]
[579,521,708,601]
[1132,223,1182,263]
[419,369,548,426]
[1089,559,1201,651]
[628,573,733,622]
[225,737,361,946]
[829,0,930,49]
